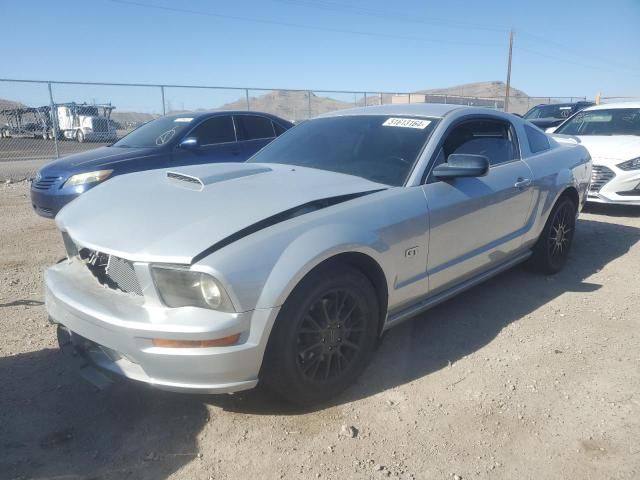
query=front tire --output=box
[261,265,380,405]
[76,130,85,143]
[530,195,577,274]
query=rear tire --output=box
[76,130,85,143]
[530,195,577,274]
[261,264,379,406]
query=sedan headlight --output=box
[617,157,640,171]
[151,267,235,312]
[63,169,113,187]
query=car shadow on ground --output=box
[1,218,638,479]
[0,348,208,479]
[206,217,640,414]
[583,203,640,218]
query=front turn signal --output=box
[152,334,240,348]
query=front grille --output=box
[32,175,61,190]
[92,118,109,132]
[106,255,142,295]
[589,165,615,193]
[79,248,143,296]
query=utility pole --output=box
[504,29,514,112]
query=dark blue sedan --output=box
[31,111,293,217]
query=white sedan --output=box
[552,102,640,205]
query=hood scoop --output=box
[166,171,204,190]
[166,166,272,190]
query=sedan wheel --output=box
[262,265,379,405]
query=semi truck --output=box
[50,103,118,143]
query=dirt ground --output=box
[1,181,638,480]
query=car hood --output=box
[40,146,161,177]
[56,163,387,264]
[572,135,640,164]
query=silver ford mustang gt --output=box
[46,104,591,404]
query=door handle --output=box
[514,178,532,189]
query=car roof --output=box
[317,103,471,119]
[162,110,289,122]
[583,101,640,111]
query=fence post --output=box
[379,92,383,105]
[364,92,367,107]
[245,89,250,111]
[160,86,166,115]
[307,90,312,118]
[47,82,60,159]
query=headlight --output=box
[617,157,640,171]
[151,267,235,312]
[63,169,113,187]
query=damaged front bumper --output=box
[46,259,279,394]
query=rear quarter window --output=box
[235,115,276,141]
[525,124,551,154]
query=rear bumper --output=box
[46,261,279,394]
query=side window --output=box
[442,119,519,166]
[235,115,276,141]
[525,124,551,154]
[189,116,235,145]
[273,121,287,136]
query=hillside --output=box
[1,82,555,125]
[220,90,355,121]
[416,81,531,113]
[219,81,534,120]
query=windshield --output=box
[112,116,196,148]
[524,104,574,120]
[247,115,438,186]
[555,108,640,136]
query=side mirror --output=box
[178,137,199,149]
[545,127,557,134]
[433,154,489,179]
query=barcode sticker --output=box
[382,118,431,129]
[174,117,194,122]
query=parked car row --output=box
[41,103,597,404]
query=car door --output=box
[422,116,534,294]
[172,115,243,166]
[233,114,277,158]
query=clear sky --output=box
[2,0,639,112]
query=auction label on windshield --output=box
[382,118,431,129]
[174,117,194,122]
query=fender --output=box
[255,222,390,310]
[522,163,584,247]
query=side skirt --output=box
[383,250,532,331]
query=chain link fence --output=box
[0,78,587,180]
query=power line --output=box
[514,45,640,77]
[107,0,502,47]
[518,31,639,74]
[275,0,508,32]
[279,0,639,74]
